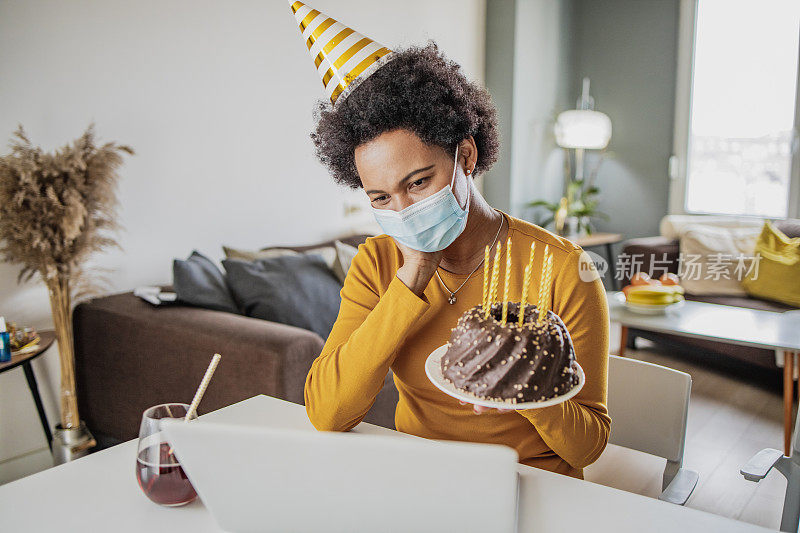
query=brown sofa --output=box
[619,219,800,370]
[73,234,399,448]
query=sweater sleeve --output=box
[516,248,612,470]
[304,241,431,431]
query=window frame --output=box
[669,0,800,219]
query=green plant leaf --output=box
[526,199,559,211]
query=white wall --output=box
[569,0,678,239]
[508,0,574,218]
[482,0,574,219]
[0,0,486,483]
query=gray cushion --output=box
[173,251,240,314]
[775,218,800,239]
[222,254,342,339]
[331,240,358,285]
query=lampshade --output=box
[554,110,612,149]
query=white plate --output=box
[614,291,685,315]
[424,344,585,410]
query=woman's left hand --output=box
[459,400,513,414]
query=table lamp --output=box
[554,77,612,183]
[546,78,612,236]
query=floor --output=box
[584,326,789,531]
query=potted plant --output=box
[527,179,608,238]
[0,123,133,463]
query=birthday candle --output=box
[527,242,536,271]
[518,263,531,327]
[538,250,554,323]
[536,245,549,321]
[487,242,502,319]
[501,238,512,324]
[518,243,535,326]
[545,253,554,316]
[483,245,490,315]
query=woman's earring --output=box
[466,168,472,175]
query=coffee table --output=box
[0,395,771,532]
[608,291,800,455]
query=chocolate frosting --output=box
[441,302,579,404]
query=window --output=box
[672,0,800,218]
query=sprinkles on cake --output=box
[440,240,579,403]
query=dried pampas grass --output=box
[0,123,133,429]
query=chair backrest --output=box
[607,355,692,463]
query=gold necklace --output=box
[435,211,505,305]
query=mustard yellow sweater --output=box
[304,210,611,478]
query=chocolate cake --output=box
[441,301,579,404]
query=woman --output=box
[304,42,611,479]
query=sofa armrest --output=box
[74,291,325,442]
[619,236,680,286]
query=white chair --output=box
[740,399,800,533]
[606,354,699,505]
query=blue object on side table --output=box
[0,317,11,363]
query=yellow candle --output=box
[545,253,554,316]
[536,245,549,320]
[518,262,532,327]
[482,245,490,315]
[518,242,536,326]
[487,241,502,318]
[538,250,554,323]
[527,242,536,272]
[501,238,512,324]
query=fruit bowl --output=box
[614,291,685,315]
[619,273,686,314]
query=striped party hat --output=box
[288,1,394,106]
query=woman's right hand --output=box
[393,239,443,297]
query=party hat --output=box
[288,1,394,106]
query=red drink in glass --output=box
[136,442,197,506]
[136,403,198,507]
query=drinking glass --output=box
[135,403,198,506]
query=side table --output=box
[571,232,623,290]
[0,330,56,450]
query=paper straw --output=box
[165,354,222,456]
[501,238,512,325]
[185,353,222,421]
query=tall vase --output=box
[45,273,95,463]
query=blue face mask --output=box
[370,145,472,253]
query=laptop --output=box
[162,421,519,533]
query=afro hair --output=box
[310,41,500,189]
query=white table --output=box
[0,395,773,532]
[608,291,800,455]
